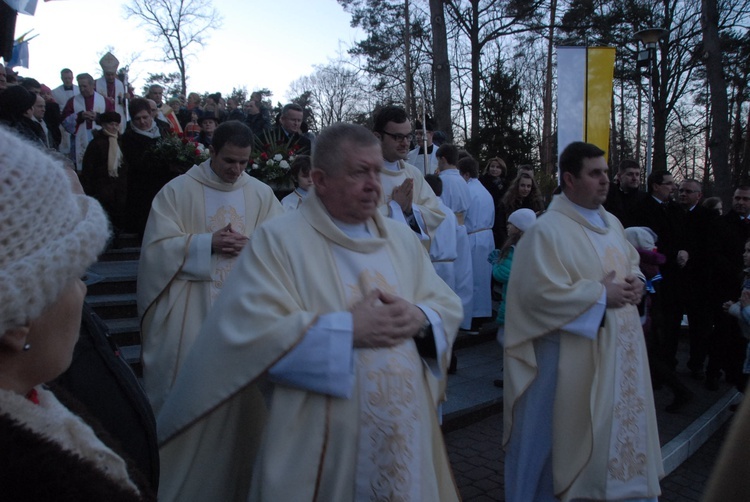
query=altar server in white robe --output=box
[156,123,463,502]
[458,156,495,320]
[51,68,78,154]
[436,143,474,329]
[372,105,444,251]
[137,121,283,416]
[503,141,663,502]
[407,117,438,176]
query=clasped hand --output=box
[211,223,248,257]
[351,289,426,348]
[602,271,644,308]
[392,179,414,215]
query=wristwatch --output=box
[416,317,431,339]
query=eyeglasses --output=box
[381,131,412,143]
[678,188,697,194]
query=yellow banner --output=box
[585,47,616,161]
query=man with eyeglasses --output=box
[372,105,444,250]
[632,170,689,375]
[675,179,719,385]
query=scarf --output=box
[131,120,162,139]
[103,129,122,178]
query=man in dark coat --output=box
[676,179,719,379]
[707,186,750,390]
[632,170,689,369]
[603,158,644,228]
[269,103,311,154]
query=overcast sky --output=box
[12,0,362,101]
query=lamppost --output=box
[634,28,668,178]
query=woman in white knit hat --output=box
[488,208,537,388]
[0,127,153,501]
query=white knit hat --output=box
[624,226,658,251]
[508,208,537,233]
[0,127,110,334]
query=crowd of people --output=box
[3,51,750,501]
[0,54,312,239]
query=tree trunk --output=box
[469,0,481,141]
[404,0,414,120]
[429,0,452,142]
[701,0,731,202]
[541,0,556,175]
[731,80,746,177]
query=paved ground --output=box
[444,409,733,501]
[441,335,738,501]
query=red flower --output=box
[263,143,271,150]
[260,152,268,161]
[177,131,184,138]
[194,149,201,156]
[181,137,190,144]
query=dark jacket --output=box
[631,196,687,273]
[0,385,154,502]
[81,130,128,229]
[268,125,311,155]
[121,121,172,235]
[603,184,644,228]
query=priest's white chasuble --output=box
[138,161,283,417]
[503,193,662,502]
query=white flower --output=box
[266,159,275,167]
[273,154,283,162]
[289,155,296,163]
[279,160,290,169]
[251,163,259,170]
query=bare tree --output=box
[123,0,222,95]
[443,0,545,141]
[288,63,369,132]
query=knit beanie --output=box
[624,226,658,251]
[508,208,537,233]
[0,127,110,334]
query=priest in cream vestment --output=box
[503,142,663,502]
[373,105,444,251]
[137,121,283,417]
[156,123,463,502]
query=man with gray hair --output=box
[271,102,311,153]
[61,72,109,171]
[156,122,462,501]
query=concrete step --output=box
[118,344,142,377]
[99,247,141,262]
[104,317,141,348]
[110,232,142,249]
[86,293,138,319]
[86,260,138,296]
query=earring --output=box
[22,343,31,352]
